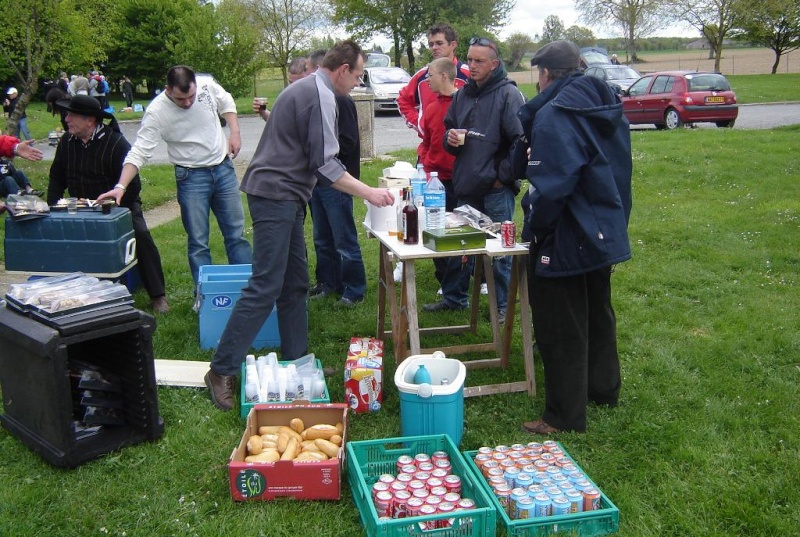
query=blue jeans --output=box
[16,117,31,141]
[309,185,366,301]
[440,186,516,311]
[174,157,252,283]
[211,197,309,375]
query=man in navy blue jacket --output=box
[518,41,632,434]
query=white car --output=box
[355,67,411,114]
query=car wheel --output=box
[716,119,736,128]
[664,108,683,130]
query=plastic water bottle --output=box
[424,171,446,231]
[413,364,432,384]
[411,164,426,208]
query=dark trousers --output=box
[211,197,309,376]
[528,264,621,432]
[127,200,166,299]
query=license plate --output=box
[705,96,725,104]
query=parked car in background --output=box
[354,66,412,114]
[579,46,610,69]
[584,64,642,93]
[621,71,738,130]
[365,53,391,68]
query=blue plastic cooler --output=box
[393,353,467,445]
[198,264,281,350]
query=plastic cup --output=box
[456,131,466,146]
[387,217,398,236]
[67,197,78,214]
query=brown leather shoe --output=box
[150,296,170,314]
[205,370,235,411]
[522,419,562,435]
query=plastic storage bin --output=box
[394,353,467,445]
[3,207,136,276]
[0,307,164,468]
[347,434,497,537]
[198,264,281,350]
[463,443,620,537]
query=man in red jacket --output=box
[397,22,470,158]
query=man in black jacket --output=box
[518,41,632,434]
[422,37,524,324]
[47,95,169,314]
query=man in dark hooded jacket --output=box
[422,37,524,323]
[518,40,632,435]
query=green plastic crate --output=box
[239,360,330,418]
[347,434,497,537]
[463,444,620,537]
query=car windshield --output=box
[370,69,410,84]
[685,73,731,92]
[607,67,640,80]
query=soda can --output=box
[583,488,601,511]
[521,464,537,475]
[418,461,435,472]
[430,486,448,498]
[568,471,587,484]
[434,459,452,474]
[414,471,432,482]
[495,444,510,454]
[432,450,449,462]
[431,468,448,479]
[551,473,568,484]
[418,504,438,530]
[533,493,552,518]
[574,479,593,492]
[477,446,494,456]
[561,462,579,474]
[457,498,476,510]
[407,496,425,517]
[401,464,418,475]
[527,484,544,496]
[510,488,528,518]
[493,483,513,512]
[486,467,505,480]
[488,475,507,489]
[546,486,565,500]
[516,495,535,520]
[390,480,407,493]
[501,221,516,248]
[396,472,413,485]
[444,491,461,504]
[412,487,430,500]
[515,472,534,489]
[372,480,390,500]
[408,480,427,492]
[444,474,462,495]
[396,455,414,473]
[473,453,492,467]
[503,466,520,488]
[425,494,443,509]
[557,480,576,492]
[378,473,395,484]
[542,440,558,450]
[426,477,443,490]
[566,489,584,513]
[374,490,393,518]
[393,489,411,518]
[552,496,571,516]
[437,501,455,528]
[414,453,431,466]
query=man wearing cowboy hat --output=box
[47,95,170,314]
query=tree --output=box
[541,15,566,43]
[243,0,330,86]
[505,32,534,69]
[169,0,263,96]
[575,0,674,61]
[564,25,597,47]
[0,0,108,136]
[106,0,198,97]
[681,0,740,72]
[737,0,800,73]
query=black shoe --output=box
[308,283,333,299]
[26,189,45,198]
[336,297,363,307]
[422,300,466,312]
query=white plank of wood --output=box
[153,359,209,387]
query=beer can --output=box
[552,496,571,516]
[583,488,601,511]
[501,221,516,247]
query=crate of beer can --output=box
[347,434,497,537]
[463,442,619,536]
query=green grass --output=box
[2,126,800,535]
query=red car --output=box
[621,71,738,130]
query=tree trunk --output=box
[771,49,781,74]
[393,35,402,68]
[406,40,415,73]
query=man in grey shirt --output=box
[204,40,394,411]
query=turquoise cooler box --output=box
[3,207,136,276]
[198,264,281,350]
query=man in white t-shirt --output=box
[97,65,252,286]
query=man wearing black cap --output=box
[47,95,170,313]
[517,40,632,435]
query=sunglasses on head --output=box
[469,37,498,52]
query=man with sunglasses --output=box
[422,37,524,325]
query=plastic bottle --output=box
[410,164,426,208]
[423,171,446,231]
[413,364,431,384]
[402,187,419,245]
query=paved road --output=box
[34,104,799,163]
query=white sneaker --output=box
[480,283,488,295]
[437,288,443,296]
[393,262,403,283]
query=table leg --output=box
[516,256,536,396]
[376,244,388,340]
[403,260,421,358]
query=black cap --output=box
[55,95,114,119]
[530,40,580,70]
